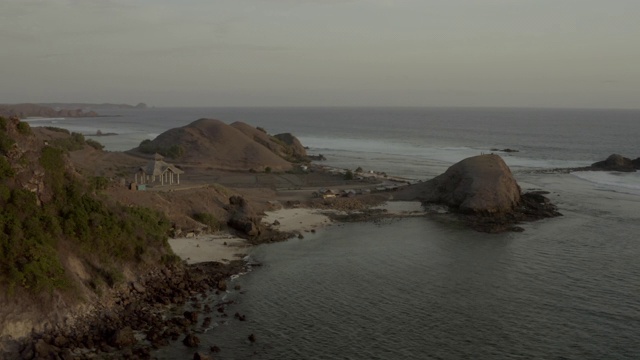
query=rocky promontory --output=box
[397,154,561,232]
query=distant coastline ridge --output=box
[0,102,147,119]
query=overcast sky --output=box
[1,0,639,108]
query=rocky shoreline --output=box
[3,260,249,360]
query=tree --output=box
[344,170,354,180]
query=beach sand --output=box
[262,208,333,233]
[170,203,423,264]
[168,234,249,264]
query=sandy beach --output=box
[169,203,424,264]
[168,234,249,264]
[262,208,333,232]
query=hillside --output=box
[0,116,175,341]
[131,118,307,171]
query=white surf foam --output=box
[572,171,640,196]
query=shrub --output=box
[138,139,155,154]
[16,121,31,135]
[52,132,86,151]
[43,126,70,134]
[265,166,272,173]
[193,212,223,231]
[0,131,15,155]
[0,156,14,179]
[344,170,354,180]
[90,176,109,191]
[86,139,104,150]
[138,140,184,159]
[166,144,184,159]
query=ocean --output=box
[26,107,640,359]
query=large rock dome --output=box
[401,154,521,214]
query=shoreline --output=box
[4,261,247,359]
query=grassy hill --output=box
[0,116,176,339]
[131,118,307,171]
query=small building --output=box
[134,153,184,186]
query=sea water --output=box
[26,107,640,359]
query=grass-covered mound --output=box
[130,118,307,171]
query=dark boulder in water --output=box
[591,154,637,172]
[397,154,561,232]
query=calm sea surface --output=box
[27,107,640,359]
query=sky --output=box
[1,0,639,108]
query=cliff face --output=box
[132,119,307,171]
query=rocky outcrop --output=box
[226,195,261,238]
[3,261,246,360]
[230,122,308,163]
[406,154,522,214]
[273,132,308,162]
[225,195,293,243]
[396,154,560,232]
[590,154,638,172]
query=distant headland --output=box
[0,102,147,119]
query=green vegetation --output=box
[0,142,172,295]
[0,118,15,155]
[86,139,104,150]
[89,176,109,191]
[138,139,184,159]
[16,121,31,135]
[43,126,70,134]
[51,132,86,151]
[265,166,272,173]
[344,169,354,180]
[193,212,223,232]
[0,157,14,179]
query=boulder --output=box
[183,333,200,347]
[406,154,521,214]
[591,154,636,172]
[396,154,561,232]
[193,352,210,360]
[226,195,261,237]
[109,326,137,348]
